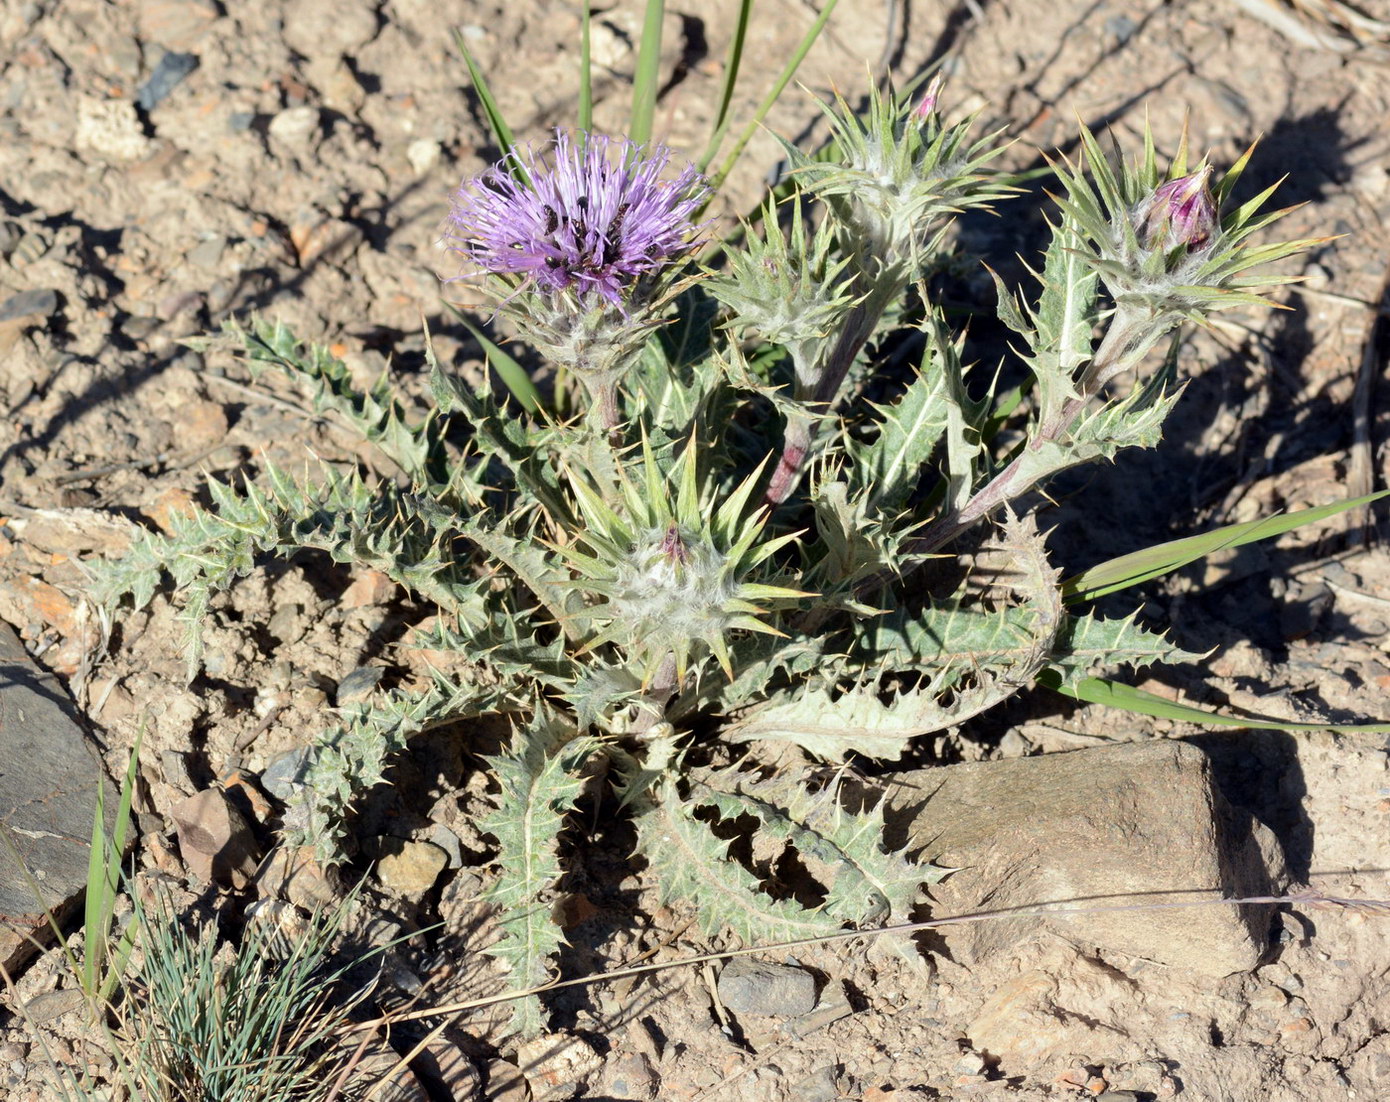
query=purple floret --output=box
[446,131,707,306]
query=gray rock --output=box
[260,745,315,801]
[426,821,464,868]
[22,988,85,1025]
[335,664,384,704]
[0,288,58,327]
[137,50,199,111]
[0,623,121,973]
[717,958,818,1018]
[887,739,1284,977]
[793,1064,842,1102]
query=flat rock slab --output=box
[887,739,1284,977]
[0,622,116,972]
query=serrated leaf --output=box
[563,665,642,731]
[222,317,441,484]
[729,513,1062,756]
[697,777,931,925]
[87,461,487,678]
[667,632,829,722]
[461,515,584,644]
[1009,368,1181,492]
[479,719,598,1035]
[845,365,949,512]
[721,679,965,758]
[1046,612,1203,687]
[805,479,904,600]
[428,353,569,520]
[634,780,840,942]
[1027,216,1100,422]
[286,670,528,856]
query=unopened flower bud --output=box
[1140,166,1216,253]
[659,522,691,566]
[914,74,945,121]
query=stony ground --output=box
[1,0,1389,1099]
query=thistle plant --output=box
[89,53,1332,1036]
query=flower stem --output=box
[584,373,623,436]
[765,284,894,504]
[632,653,679,735]
[855,303,1161,598]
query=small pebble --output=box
[717,957,818,1018]
[0,288,57,326]
[373,838,448,897]
[260,746,315,801]
[268,105,320,150]
[137,50,199,110]
[336,664,384,704]
[407,138,440,176]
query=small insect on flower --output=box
[445,131,708,307]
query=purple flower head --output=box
[1139,165,1217,254]
[446,131,708,307]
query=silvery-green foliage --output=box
[90,83,1307,1034]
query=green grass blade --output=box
[711,0,840,193]
[629,0,666,145]
[453,28,528,184]
[446,306,543,412]
[1038,671,1390,733]
[578,1,594,135]
[82,726,141,999]
[1062,490,1390,604]
[81,781,108,997]
[697,0,755,172]
[97,729,142,1001]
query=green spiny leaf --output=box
[1046,612,1203,687]
[480,718,598,1035]
[633,779,841,942]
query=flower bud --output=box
[659,522,691,566]
[913,74,944,122]
[1139,166,1216,253]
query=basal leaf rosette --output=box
[555,441,808,684]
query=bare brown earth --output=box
[1,0,1389,1099]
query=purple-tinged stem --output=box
[853,304,1160,598]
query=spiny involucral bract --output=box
[445,130,707,308]
[1056,126,1313,330]
[558,444,806,683]
[787,82,1011,270]
[708,198,859,388]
